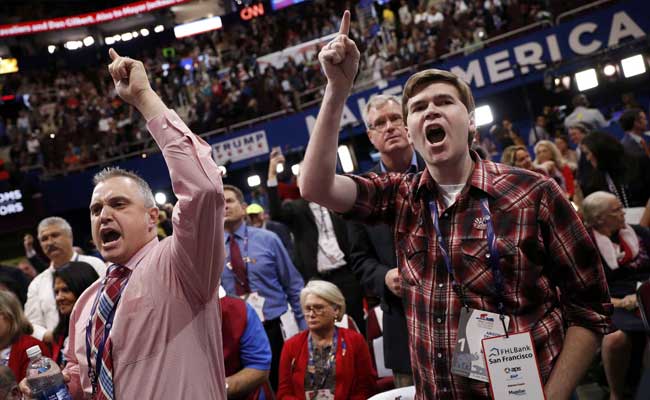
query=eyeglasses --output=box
[368,114,404,132]
[303,304,334,316]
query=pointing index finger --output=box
[339,10,350,36]
[109,48,120,61]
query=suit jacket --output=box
[277,328,376,400]
[621,132,647,159]
[347,158,423,373]
[267,186,351,281]
[265,220,294,256]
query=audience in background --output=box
[582,192,650,400]
[50,262,99,367]
[0,291,49,382]
[533,140,575,198]
[580,131,650,207]
[277,281,375,399]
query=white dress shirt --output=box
[308,203,346,273]
[24,252,106,340]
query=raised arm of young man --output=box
[298,11,360,213]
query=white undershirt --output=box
[438,184,466,208]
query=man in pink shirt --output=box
[20,49,226,399]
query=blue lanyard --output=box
[84,267,131,395]
[307,328,341,389]
[429,197,506,317]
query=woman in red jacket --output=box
[277,280,376,399]
[0,291,49,382]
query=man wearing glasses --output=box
[348,94,424,387]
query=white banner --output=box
[211,130,269,165]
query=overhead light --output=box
[154,25,164,33]
[141,152,147,158]
[291,163,300,176]
[602,63,617,77]
[47,45,56,54]
[112,34,122,42]
[140,28,149,36]
[560,75,571,90]
[218,165,227,176]
[574,68,598,91]
[132,31,139,38]
[276,163,284,173]
[64,41,83,50]
[154,192,167,205]
[83,36,94,47]
[247,174,261,187]
[49,133,55,139]
[174,16,223,39]
[121,32,133,41]
[474,105,493,127]
[621,54,646,78]
[337,145,355,173]
[105,36,115,45]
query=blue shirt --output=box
[240,303,272,371]
[379,150,418,173]
[223,223,306,329]
[240,303,272,400]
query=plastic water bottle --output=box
[25,345,72,400]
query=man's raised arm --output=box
[108,48,224,303]
[298,10,359,213]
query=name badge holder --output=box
[430,198,540,387]
[304,328,339,400]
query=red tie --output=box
[229,236,250,296]
[91,264,131,400]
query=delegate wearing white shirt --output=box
[24,252,106,340]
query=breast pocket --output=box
[399,233,428,286]
[459,238,517,297]
[112,295,162,366]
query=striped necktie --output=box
[91,264,131,400]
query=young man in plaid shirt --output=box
[299,11,612,399]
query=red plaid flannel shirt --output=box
[344,153,612,399]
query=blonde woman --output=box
[533,140,575,197]
[0,291,49,382]
[277,281,375,399]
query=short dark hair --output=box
[93,167,155,208]
[223,185,245,204]
[619,108,643,131]
[572,94,589,108]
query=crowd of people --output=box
[2,2,650,400]
[0,0,596,174]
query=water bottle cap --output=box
[26,345,42,359]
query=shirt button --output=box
[436,318,442,323]
[442,387,448,392]
[438,283,444,288]
[437,353,443,358]
[485,253,491,259]
[443,213,449,218]
[162,123,168,129]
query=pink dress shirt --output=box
[63,110,226,399]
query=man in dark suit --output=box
[620,108,650,159]
[266,154,365,336]
[348,94,424,387]
[246,203,294,255]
